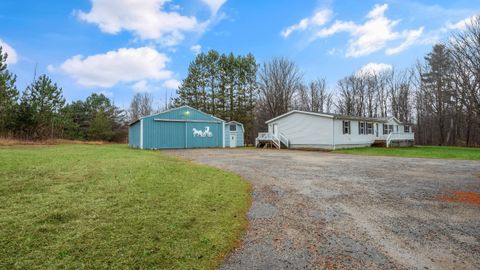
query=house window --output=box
[343,121,351,134]
[383,124,394,134]
[229,124,236,132]
[366,123,373,134]
[358,122,365,135]
[404,125,410,133]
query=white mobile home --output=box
[256,110,414,149]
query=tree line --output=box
[2,16,479,146]
[174,16,479,146]
[0,48,127,141]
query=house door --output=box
[230,134,237,148]
[273,124,278,136]
[375,123,379,137]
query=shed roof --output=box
[226,121,244,130]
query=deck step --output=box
[372,140,386,147]
[255,139,280,149]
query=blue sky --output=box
[1,0,478,108]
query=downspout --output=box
[140,119,144,149]
[332,117,335,151]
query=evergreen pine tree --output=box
[0,46,19,136]
[19,74,65,139]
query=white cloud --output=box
[356,62,392,76]
[190,44,202,55]
[76,0,208,46]
[281,9,332,38]
[445,15,476,31]
[311,4,423,57]
[162,79,180,89]
[386,27,424,55]
[55,47,175,88]
[201,0,226,15]
[132,80,151,93]
[0,39,18,64]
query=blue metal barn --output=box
[128,106,244,149]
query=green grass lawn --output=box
[335,145,480,160]
[0,144,251,269]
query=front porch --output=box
[374,132,415,147]
[255,132,290,149]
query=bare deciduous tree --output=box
[129,93,153,122]
[449,15,480,145]
[258,57,303,120]
[297,78,333,113]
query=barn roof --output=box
[129,105,225,126]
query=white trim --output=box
[387,116,403,125]
[265,110,334,124]
[140,118,144,149]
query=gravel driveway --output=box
[165,148,480,270]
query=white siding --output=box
[268,112,334,148]
[265,112,412,149]
[380,119,407,136]
[333,119,379,147]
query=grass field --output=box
[0,144,251,269]
[335,145,480,160]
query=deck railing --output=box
[255,132,289,149]
[278,132,290,148]
[386,132,414,147]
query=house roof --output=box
[128,105,225,126]
[265,110,334,124]
[265,110,406,125]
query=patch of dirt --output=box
[436,191,480,206]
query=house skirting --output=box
[289,143,371,150]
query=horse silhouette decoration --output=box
[192,126,213,137]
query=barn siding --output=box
[143,120,186,149]
[128,121,141,148]
[129,106,232,149]
[186,122,223,148]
